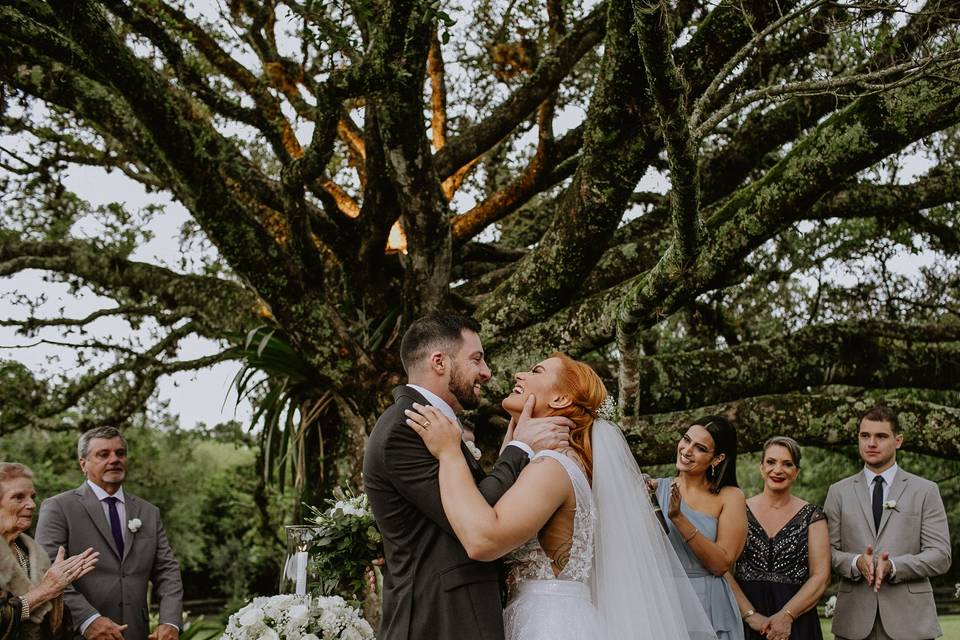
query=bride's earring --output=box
[708,464,718,480]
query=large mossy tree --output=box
[1,0,959,504]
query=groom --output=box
[363,313,572,640]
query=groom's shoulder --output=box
[369,386,422,439]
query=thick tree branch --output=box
[633,0,700,267]
[624,395,960,465]
[0,234,258,337]
[485,73,960,383]
[428,33,448,152]
[432,3,606,181]
[631,320,960,415]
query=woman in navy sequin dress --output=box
[728,437,830,640]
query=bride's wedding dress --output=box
[503,450,600,639]
[503,421,718,640]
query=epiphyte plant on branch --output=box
[1,0,959,497]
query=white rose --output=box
[342,627,363,640]
[882,500,897,510]
[238,608,264,627]
[287,604,310,627]
[259,628,279,640]
[127,518,142,533]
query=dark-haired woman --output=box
[726,437,829,640]
[656,416,747,640]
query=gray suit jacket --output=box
[35,483,183,640]
[824,469,951,640]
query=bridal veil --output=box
[590,419,718,640]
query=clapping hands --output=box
[858,544,893,591]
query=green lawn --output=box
[820,614,960,639]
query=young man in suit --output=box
[824,405,951,640]
[363,313,572,640]
[35,427,183,640]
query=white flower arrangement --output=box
[305,489,383,599]
[223,594,374,640]
[882,500,898,510]
[823,595,837,618]
[464,441,482,461]
[127,518,142,533]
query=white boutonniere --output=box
[127,518,142,533]
[882,500,898,511]
[464,441,482,461]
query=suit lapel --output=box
[460,440,484,479]
[77,484,122,558]
[122,494,141,563]
[877,471,909,538]
[852,474,877,536]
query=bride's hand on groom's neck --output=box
[512,395,573,453]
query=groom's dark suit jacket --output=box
[363,386,529,640]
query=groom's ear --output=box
[428,351,446,374]
[548,394,573,410]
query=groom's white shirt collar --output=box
[406,384,460,427]
[405,383,534,458]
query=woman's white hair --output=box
[0,462,33,499]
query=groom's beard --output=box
[449,363,480,410]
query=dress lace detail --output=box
[505,450,595,597]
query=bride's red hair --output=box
[547,352,606,482]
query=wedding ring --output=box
[423,420,431,427]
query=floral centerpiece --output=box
[223,594,374,640]
[304,488,382,600]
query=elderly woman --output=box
[726,437,829,640]
[1,463,98,640]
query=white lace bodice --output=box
[506,450,595,598]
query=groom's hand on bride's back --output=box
[511,394,572,452]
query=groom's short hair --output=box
[401,313,481,374]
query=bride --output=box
[405,352,717,639]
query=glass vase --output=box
[279,525,322,595]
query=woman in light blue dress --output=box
[657,416,747,640]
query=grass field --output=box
[819,614,960,639]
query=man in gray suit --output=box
[35,427,183,640]
[824,405,951,640]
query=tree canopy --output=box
[2,0,959,498]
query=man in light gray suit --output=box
[35,427,183,640]
[824,405,951,640]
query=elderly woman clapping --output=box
[1,463,98,640]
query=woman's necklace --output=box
[11,542,30,572]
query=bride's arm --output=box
[407,404,571,561]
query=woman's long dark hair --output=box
[693,415,738,494]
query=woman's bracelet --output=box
[783,608,796,621]
[19,596,31,621]
[683,527,699,543]
[743,609,755,620]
